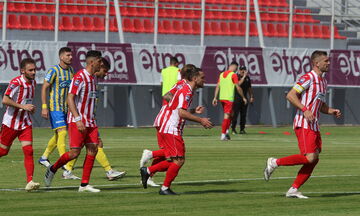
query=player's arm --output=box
[67,93,85,133]
[235,85,247,104]
[320,103,341,118]
[189,106,205,114]
[178,108,213,129]
[248,86,254,103]
[2,95,35,113]
[212,83,220,106]
[41,81,51,119]
[238,71,248,86]
[163,92,174,102]
[286,88,315,123]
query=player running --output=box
[38,47,80,180]
[140,67,213,195]
[44,50,102,192]
[212,61,247,141]
[0,58,40,191]
[264,50,342,198]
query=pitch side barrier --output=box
[0,41,359,127]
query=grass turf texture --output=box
[0,126,359,216]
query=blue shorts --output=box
[49,111,67,130]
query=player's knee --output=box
[306,154,319,164]
[173,158,185,166]
[69,149,81,158]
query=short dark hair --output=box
[20,58,36,70]
[58,47,72,56]
[180,64,196,79]
[170,57,179,65]
[311,50,327,64]
[86,50,102,60]
[101,57,110,70]
[184,65,200,81]
[230,61,238,67]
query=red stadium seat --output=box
[293,24,305,38]
[276,23,288,37]
[267,8,280,22]
[133,18,145,33]
[12,1,26,13]
[266,23,277,37]
[210,21,221,35]
[122,18,134,32]
[229,22,241,36]
[321,25,331,39]
[249,22,258,36]
[260,8,270,22]
[59,16,73,31]
[205,6,215,20]
[93,17,105,31]
[40,15,54,30]
[174,5,186,19]
[192,20,200,34]
[204,21,212,35]
[8,14,20,29]
[277,8,288,22]
[72,16,84,31]
[30,15,42,30]
[86,0,99,15]
[33,0,47,13]
[158,4,172,18]
[312,25,322,38]
[303,24,314,38]
[23,0,36,13]
[221,6,232,20]
[182,20,192,34]
[83,16,94,31]
[231,6,242,20]
[172,20,183,34]
[143,19,153,33]
[45,0,56,13]
[109,17,117,32]
[19,15,31,30]
[59,0,69,14]
[334,27,346,39]
[193,5,201,19]
[220,22,231,36]
[239,22,245,35]
[145,3,155,17]
[303,9,319,23]
[184,5,196,19]
[294,9,305,23]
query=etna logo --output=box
[337,51,360,77]
[269,49,312,81]
[0,42,46,71]
[139,46,186,73]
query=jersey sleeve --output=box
[293,74,311,94]
[44,67,57,84]
[232,73,239,84]
[69,75,84,96]
[177,71,181,80]
[5,80,20,98]
[178,91,192,110]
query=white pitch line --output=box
[0,174,357,192]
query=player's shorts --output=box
[295,127,322,155]
[156,127,165,149]
[220,100,233,114]
[68,122,99,148]
[160,133,185,158]
[49,111,67,130]
[0,124,32,147]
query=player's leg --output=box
[96,137,126,181]
[239,102,248,134]
[38,132,57,167]
[0,125,16,157]
[159,157,184,195]
[78,127,100,192]
[18,126,40,191]
[220,101,233,140]
[231,102,240,134]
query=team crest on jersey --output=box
[9,83,16,89]
[185,95,191,102]
[298,78,306,84]
[176,84,183,89]
[74,79,80,86]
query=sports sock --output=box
[163,163,181,188]
[276,154,309,166]
[22,145,34,182]
[51,152,71,172]
[81,155,96,184]
[150,156,166,177]
[65,158,77,171]
[225,119,232,133]
[292,159,319,189]
[148,160,171,174]
[221,119,230,134]
[96,147,112,172]
[152,149,165,158]
[57,130,67,156]
[0,147,9,157]
[42,133,57,158]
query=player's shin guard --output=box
[57,130,67,156]
[292,159,319,189]
[43,134,57,158]
[149,160,171,174]
[221,119,230,134]
[96,148,111,172]
[22,145,34,182]
[81,155,96,185]
[276,154,309,166]
[163,163,181,188]
[0,147,9,157]
[52,152,71,172]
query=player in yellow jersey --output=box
[161,57,181,99]
[38,47,80,180]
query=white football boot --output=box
[139,149,153,167]
[62,170,81,180]
[25,180,40,192]
[78,185,100,193]
[264,157,278,181]
[286,187,309,199]
[106,169,127,181]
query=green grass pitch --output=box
[0,126,359,216]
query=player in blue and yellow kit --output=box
[38,47,80,179]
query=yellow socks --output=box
[96,147,112,172]
[42,133,57,158]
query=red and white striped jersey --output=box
[154,79,187,127]
[2,75,36,130]
[155,81,193,136]
[68,69,97,127]
[292,70,327,131]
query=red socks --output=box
[149,160,171,174]
[163,163,181,187]
[221,118,231,134]
[152,149,165,158]
[22,145,34,182]
[81,154,96,184]
[292,159,319,189]
[276,154,309,166]
[51,152,71,172]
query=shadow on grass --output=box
[182,189,247,195]
[177,181,243,187]
[319,192,360,198]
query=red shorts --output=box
[220,100,233,114]
[0,124,32,147]
[156,127,165,149]
[68,123,99,148]
[295,127,322,155]
[160,133,185,158]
